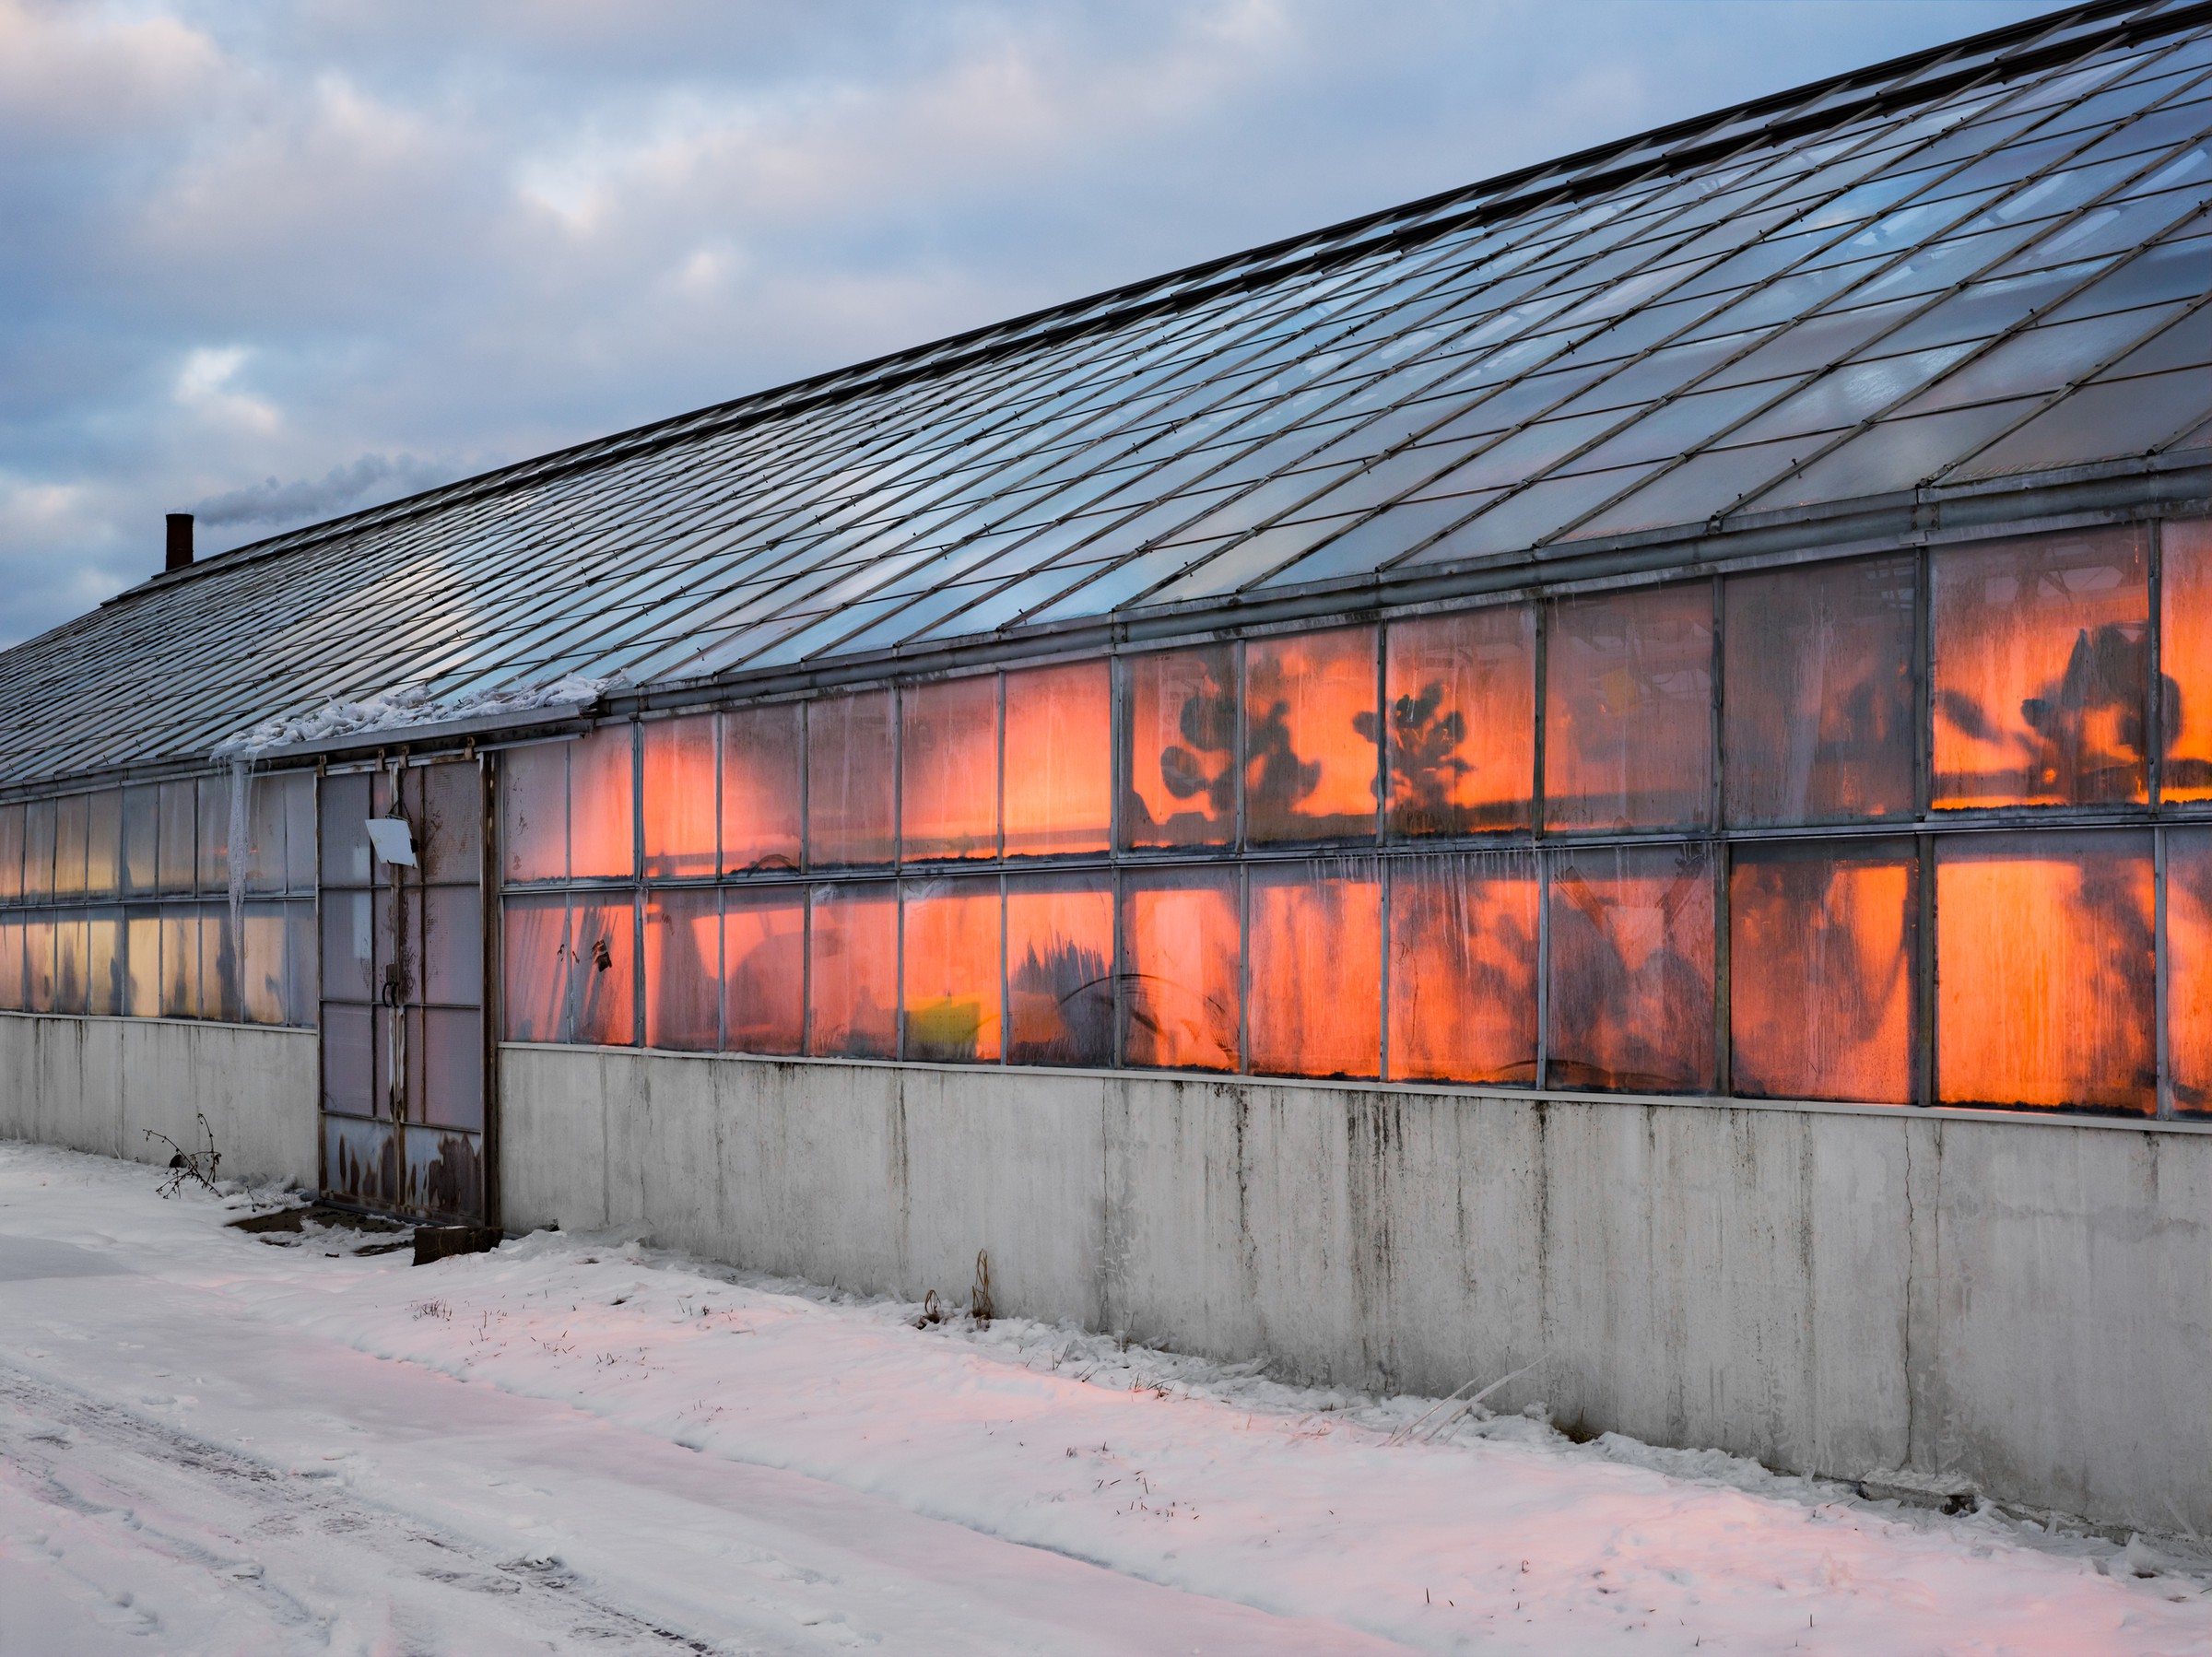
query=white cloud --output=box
[172,346,280,434]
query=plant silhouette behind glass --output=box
[1359,683,1473,831]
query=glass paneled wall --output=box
[0,770,316,1027]
[500,514,2210,1118]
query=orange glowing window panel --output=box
[1936,832,2152,1111]
[1244,628,1379,843]
[2166,828,2212,1114]
[901,677,999,862]
[1931,527,2149,809]
[567,895,635,1046]
[1247,863,1380,1077]
[643,887,720,1051]
[902,876,1002,1062]
[500,743,567,882]
[1124,646,1235,849]
[1724,557,1917,826]
[723,887,805,1055]
[1004,662,1112,857]
[1122,869,1240,1071]
[1006,873,1113,1066]
[2159,518,2212,804]
[1729,841,1915,1105]
[1383,607,1535,836]
[807,693,897,867]
[641,716,717,879]
[1387,852,1539,1086]
[1545,585,1713,831]
[808,882,897,1057]
[1547,842,1714,1093]
[722,702,803,874]
[569,725,637,879]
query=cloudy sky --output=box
[0,0,2065,647]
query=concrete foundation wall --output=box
[0,1012,318,1190]
[502,1046,2212,1537]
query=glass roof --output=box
[5,0,2210,786]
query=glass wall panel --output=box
[1006,872,1114,1066]
[1724,557,1917,825]
[724,887,806,1054]
[53,793,88,899]
[200,907,241,1021]
[321,773,373,887]
[420,1006,485,1131]
[53,911,88,1015]
[286,900,317,1027]
[722,703,804,874]
[1932,527,2150,809]
[323,890,374,1004]
[1248,862,1380,1077]
[642,716,717,878]
[416,762,480,885]
[2159,517,2212,802]
[807,693,897,867]
[124,911,158,1017]
[1730,840,1916,1104]
[1124,646,1237,849]
[2164,827,2212,1115]
[23,797,54,900]
[324,1117,396,1210]
[501,893,570,1042]
[570,725,637,880]
[1244,629,1379,844]
[0,917,22,1008]
[808,882,897,1057]
[1122,867,1240,1072]
[1383,607,1536,835]
[1935,831,2153,1111]
[421,885,481,1006]
[1004,662,1112,857]
[195,776,229,894]
[86,792,121,898]
[159,907,196,1017]
[0,803,21,901]
[1387,850,1540,1086]
[121,788,157,895]
[500,745,568,883]
[902,876,1002,1062]
[87,911,123,1017]
[644,887,720,1051]
[1547,841,1715,1093]
[156,781,194,895]
[245,777,287,894]
[1546,585,1714,831]
[23,916,53,1012]
[901,678,1000,862]
[284,774,317,892]
[242,903,287,1025]
[567,895,635,1045]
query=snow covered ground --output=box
[0,1140,2204,1656]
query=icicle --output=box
[227,756,251,945]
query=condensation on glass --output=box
[1724,556,1917,825]
[1122,867,1240,1071]
[1547,841,1714,1093]
[724,887,805,1054]
[1932,526,2150,809]
[901,678,999,862]
[1546,584,1714,831]
[1387,851,1539,1086]
[1730,839,1917,1104]
[641,715,717,879]
[2159,517,2212,803]
[1003,662,1111,858]
[644,886,720,1050]
[566,895,635,1045]
[570,725,637,880]
[722,703,804,873]
[1124,646,1236,849]
[1383,607,1535,836]
[1006,872,1113,1066]
[902,876,1001,1062]
[1243,628,1379,844]
[2163,826,2212,1116]
[1935,831,2153,1111]
[808,881,897,1057]
[1247,861,1380,1077]
[807,693,896,867]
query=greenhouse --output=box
[2,0,2208,1536]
